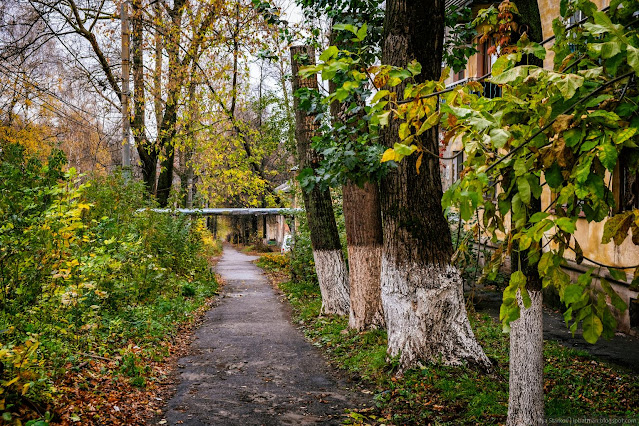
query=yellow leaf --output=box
[398,123,411,140]
[381,149,396,163]
[416,152,424,174]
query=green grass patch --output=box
[259,259,639,425]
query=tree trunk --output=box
[507,2,545,423]
[327,25,384,330]
[290,45,350,316]
[508,289,544,425]
[344,181,385,330]
[380,0,490,370]
[131,0,157,192]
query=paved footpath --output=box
[163,245,368,425]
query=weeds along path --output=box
[162,244,368,425]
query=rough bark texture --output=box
[290,45,350,316]
[508,290,544,426]
[508,2,545,423]
[328,24,384,330]
[380,0,490,370]
[343,181,385,330]
[131,0,157,192]
[313,249,351,315]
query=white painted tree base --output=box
[348,245,385,330]
[508,289,544,426]
[313,249,350,316]
[381,256,491,370]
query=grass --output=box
[257,254,639,425]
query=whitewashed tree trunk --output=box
[381,258,490,369]
[291,45,350,316]
[343,182,384,330]
[348,245,385,329]
[508,290,544,426]
[380,0,490,371]
[313,249,350,316]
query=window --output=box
[612,150,639,213]
[452,150,464,181]
[619,155,639,211]
[567,10,587,52]
[453,68,466,82]
[477,40,498,77]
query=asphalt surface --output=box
[162,245,369,426]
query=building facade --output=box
[440,0,639,333]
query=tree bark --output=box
[343,181,385,330]
[327,24,385,330]
[155,0,186,207]
[290,45,350,316]
[131,0,157,192]
[380,0,490,370]
[508,289,544,425]
[507,2,545,423]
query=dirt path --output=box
[162,245,369,425]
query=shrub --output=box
[0,145,218,422]
[256,253,290,271]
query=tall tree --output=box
[504,1,545,424]
[326,21,384,330]
[291,45,350,316]
[379,0,490,369]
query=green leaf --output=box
[556,217,577,233]
[398,123,411,140]
[519,234,532,251]
[517,176,531,204]
[583,23,610,35]
[490,65,531,85]
[416,113,441,135]
[443,104,473,119]
[628,45,639,75]
[582,313,603,344]
[530,212,549,223]
[332,23,357,34]
[407,60,422,76]
[614,127,637,145]
[601,278,628,311]
[575,156,592,183]
[564,128,583,147]
[489,128,510,149]
[520,287,532,309]
[600,41,622,59]
[513,157,527,176]
[607,268,626,282]
[355,23,367,41]
[378,111,391,127]
[511,270,526,288]
[556,74,584,99]
[545,162,564,189]
[491,54,516,76]
[599,143,618,171]
[319,46,338,62]
[393,143,417,156]
[564,284,584,304]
